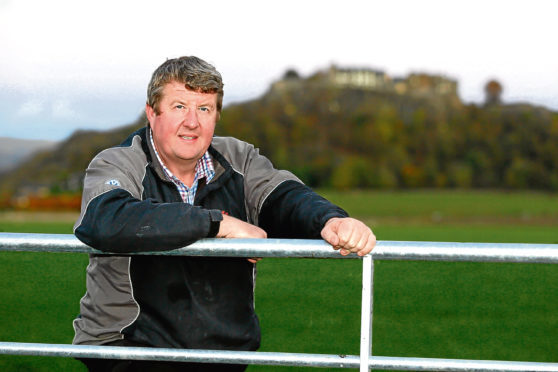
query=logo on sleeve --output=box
[105,179,121,187]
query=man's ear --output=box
[145,103,156,125]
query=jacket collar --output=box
[145,126,169,182]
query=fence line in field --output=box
[1,232,558,371]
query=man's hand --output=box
[217,214,266,263]
[217,214,267,239]
[320,217,376,256]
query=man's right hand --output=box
[216,214,267,239]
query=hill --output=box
[0,115,145,196]
[0,137,57,172]
[1,66,557,198]
[217,70,558,190]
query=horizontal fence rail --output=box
[1,232,558,371]
[1,232,558,263]
[1,342,558,371]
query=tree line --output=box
[216,83,558,191]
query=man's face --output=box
[146,81,219,178]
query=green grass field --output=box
[1,190,557,371]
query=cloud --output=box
[16,100,44,116]
[51,99,78,119]
[16,98,79,120]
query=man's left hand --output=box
[320,217,376,256]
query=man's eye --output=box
[199,107,210,112]
[176,105,185,109]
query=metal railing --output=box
[1,232,558,371]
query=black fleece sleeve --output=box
[75,189,223,253]
[258,180,349,239]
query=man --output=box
[73,56,375,371]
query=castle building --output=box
[327,66,390,90]
[270,64,460,105]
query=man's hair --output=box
[147,56,224,114]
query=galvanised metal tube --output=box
[370,356,558,372]
[0,342,359,368]
[372,240,558,264]
[360,255,373,372]
[1,233,558,263]
[0,233,345,258]
[1,343,557,371]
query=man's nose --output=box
[182,108,199,128]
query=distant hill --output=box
[0,115,145,196]
[1,65,557,196]
[217,69,557,190]
[0,137,57,172]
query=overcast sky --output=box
[1,0,556,141]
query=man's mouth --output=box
[180,135,196,140]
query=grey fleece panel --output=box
[211,137,302,225]
[74,135,147,232]
[73,256,139,345]
[73,135,147,345]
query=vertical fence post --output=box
[360,255,374,372]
